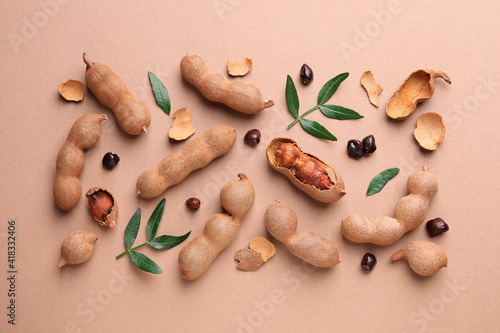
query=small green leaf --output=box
[148,71,171,115]
[146,199,166,242]
[149,231,191,250]
[299,119,337,141]
[317,73,349,105]
[320,105,363,120]
[124,209,141,249]
[285,75,299,118]
[366,168,400,196]
[128,251,163,274]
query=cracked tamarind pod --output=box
[342,166,438,246]
[178,174,255,279]
[181,54,274,114]
[266,138,346,203]
[83,53,151,135]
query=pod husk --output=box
[266,138,346,203]
[413,112,446,150]
[85,187,118,227]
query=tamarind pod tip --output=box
[141,125,148,133]
[422,165,430,172]
[137,189,142,196]
[238,173,248,180]
[58,258,67,267]
[83,53,94,68]
[264,100,274,108]
[391,250,404,261]
[99,114,108,121]
[272,199,280,204]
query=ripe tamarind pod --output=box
[265,200,340,267]
[341,166,439,246]
[267,138,346,203]
[392,241,447,276]
[180,54,274,114]
[59,230,98,267]
[178,174,255,279]
[136,124,236,198]
[83,53,151,135]
[54,114,107,210]
[386,69,451,120]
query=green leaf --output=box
[285,75,299,118]
[366,168,400,196]
[148,71,171,115]
[128,251,163,274]
[299,119,337,141]
[149,231,191,250]
[146,199,166,242]
[317,72,349,105]
[124,209,141,249]
[320,105,363,120]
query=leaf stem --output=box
[287,105,320,129]
[115,242,149,259]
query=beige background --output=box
[1,1,499,332]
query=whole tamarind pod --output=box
[392,241,447,276]
[83,53,151,135]
[136,124,236,198]
[59,230,98,267]
[267,138,346,203]
[341,166,438,246]
[265,200,340,267]
[180,54,274,114]
[178,174,255,279]
[386,69,451,120]
[54,114,107,210]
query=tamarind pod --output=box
[392,241,447,276]
[265,200,340,267]
[84,53,151,135]
[136,124,236,198]
[180,54,274,114]
[178,174,255,280]
[54,114,107,210]
[341,166,439,245]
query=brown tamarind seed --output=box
[186,197,201,210]
[426,218,449,237]
[244,129,261,146]
[362,135,377,155]
[300,64,314,84]
[361,253,377,272]
[347,139,363,158]
[102,152,120,169]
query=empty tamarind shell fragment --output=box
[168,107,195,141]
[58,79,85,102]
[361,71,383,107]
[413,112,446,150]
[227,58,252,77]
[266,138,346,203]
[85,187,118,227]
[386,69,451,120]
[234,249,265,271]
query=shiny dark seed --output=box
[244,129,261,146]
[347,139,363,158]
[426,218,449,237]
[362,135,377,155]
[361,253,377,272]
[102,152,120,170]
[186,197,201,210]
[300,64,314,84]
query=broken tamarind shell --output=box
[234,249,265,271]
[413,112,446,150]
[386,69,451,120]
[266,138,346,203]
[227,58,252,77]
[361,71,383,107]
[58,79,85,102]
[85,187,118,227]
[168,107,195,141]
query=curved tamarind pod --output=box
[54,114,107,210]
[178,174,255,279]
[84,53,151,135]
[180,54,274,114]
[136,124,236,198]
[341,166,438,246]
[386,69,451,120]
[267,138,346,203]
[265,200,340,267]
[392,241,447,276]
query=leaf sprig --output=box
[148,71,171,115]
[366,168,400,196]
[116,199,191,274]
[286,73,363,141]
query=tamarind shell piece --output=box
[386,69,451,120]
[266,138,346,203]
[413,112,446,150]
[168,107,195,141]
[58,79,84,102]
[392,240,447,276]
[234,249,265,271]
[85,187,118,227]
[360,71,383,107]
